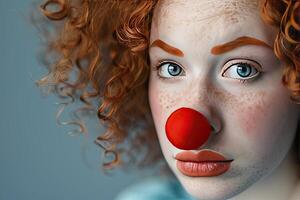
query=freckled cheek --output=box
[227,103,274,161]
[233,99,281,152]
[149,83,182,121]
[237,103,266,136]
[148,88,183,137]
[148,87,182,154]
[149,89,169,130]
[149,93,164,128]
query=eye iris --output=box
[167,63,181,76]
[236,64,251,77]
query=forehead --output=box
[153,0,259,25]
[150,0,276,54]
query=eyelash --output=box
[153,60,184,80]
[221,59,262,83]
[154,59,262,83]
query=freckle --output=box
[206,84,238,111]
[239,91,268,134]
[157,90,180,111]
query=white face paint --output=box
[148,0,300,199]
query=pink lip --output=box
[175,150,233,177]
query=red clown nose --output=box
[165,107,211,150]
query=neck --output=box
[230,148,300,200]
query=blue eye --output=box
[236,63,252,77]
[222,60,261,81]
[157,62,184,78]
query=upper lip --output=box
[175,149,234,163]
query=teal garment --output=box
[115,177,196,200]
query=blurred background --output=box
[0,1,152,199]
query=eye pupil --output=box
[168,63,182,76]
[237,64,251,77]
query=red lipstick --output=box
[175,150,233,177]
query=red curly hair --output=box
[36,0,300,170]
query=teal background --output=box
[0,1,147,199]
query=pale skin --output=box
[148,0,300,200]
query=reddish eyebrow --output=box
[211,36,272,55]
[150,39,184,57]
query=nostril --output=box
[210,125,215,133]
[165,107,211,150]
[210,119,222,135]
[210,124,220,135]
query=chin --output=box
[174,166,264,200]
[177,176,245,200]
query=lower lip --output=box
[176,160,232,177]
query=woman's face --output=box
[148,0,300,199]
